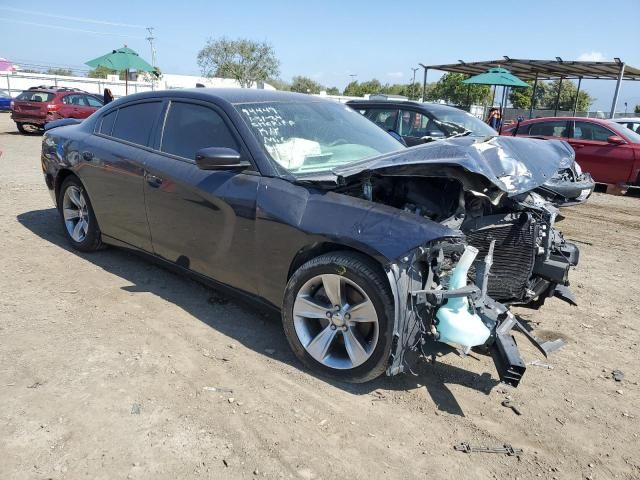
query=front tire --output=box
[58,176,103,252]
[282,252,394,383]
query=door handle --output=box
[146,174,164,188]
[82,151,94,161]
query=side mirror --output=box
[607,135,625,145]
[195,147,251,170]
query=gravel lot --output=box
[0,112,638,480]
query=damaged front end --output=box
[331,136,581,309]
[386,239,563,387]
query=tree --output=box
[197,37,280,88]
[269,78,291,91]
[636,105,640,114]
[425,73,491,105]
[88,66,116,79]
[325,86,340,95]
[543,79,593,112]
[509,81,548,109]
[290,76,323,94]
[46,68,73,76]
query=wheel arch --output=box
[287,241,389,284]
[54,169,78,208]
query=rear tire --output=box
[58,176,103,252]
[16,122,27,134]
[282,252,394,383]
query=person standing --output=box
[486,108,501,130]
[103,88,114,104]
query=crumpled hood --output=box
[333,136,575,195]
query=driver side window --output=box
[161,101,239,160]
[572,121,614,142]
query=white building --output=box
[2,71,274,99]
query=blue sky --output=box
[1,0,639,111]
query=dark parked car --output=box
[502,116,640,186]
[347,100,595,206]
[41,89,575,386]
[11,86,103,133]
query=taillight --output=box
[47,104,59,112]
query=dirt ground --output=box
[0,112,638,480]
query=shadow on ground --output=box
[17,208,499,416]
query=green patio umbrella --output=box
[462,67,528,88]
[86,46,158,94]
[463,67,528,133]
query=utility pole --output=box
[146,27,157,90]
[411,67,419,100]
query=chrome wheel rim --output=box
[62,185,89,243]
[293,274,379,370]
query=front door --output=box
[568,121,635,184]
[143,99,260,293]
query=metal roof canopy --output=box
[419,58,639,117]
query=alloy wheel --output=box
[62,185,90,243]
[292,274,379,369]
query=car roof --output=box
[518,116,616,125]
[346,99,467,113]
[613,117,640,122]
[112,88,327,105]
[20,86,90,94]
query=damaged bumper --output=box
[385,241,565,387]
[537,172,595,206]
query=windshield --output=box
[610,121,640,144]
[16,91,55,102]
[235,100,405,174]
[426,105,497,137]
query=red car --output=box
[11,86,103,134]
[502,117,640,186]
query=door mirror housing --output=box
[195,147,251,170]
[607,135,625,145]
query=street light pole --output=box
[411,67,419,100]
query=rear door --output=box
[568,121,635,184]
[59,94,87,119]
[80,100,163,250]
[143,99,260,292]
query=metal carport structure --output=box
[420,58,640,118]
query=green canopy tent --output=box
[86,46,159,95]
[463,67,528,132]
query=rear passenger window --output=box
[529,121,568,138]
[111,102,162,146]
[160,102,238,160]
[99,110,117,135]
[364,109,398,131]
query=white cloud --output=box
[577,51,606,62]
[386,71,404,79]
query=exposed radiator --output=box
[465,215,537,302]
